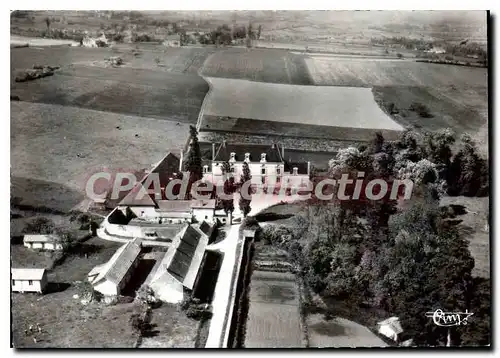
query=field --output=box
[304,56,488,88]
[440,196,490,278]
[244,270,304,348]
[138,304,200,348]
[11,101,189,194]
[11,65,208,123]
[201,48,313,85]
[202,76,403,131]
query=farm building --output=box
[11,268,48,294]
[202,142,310,190]
[146,224,209,303]
[23,234,63,250]
[163,34,181,47]
[88,238,142,297]
[377,317,404,342]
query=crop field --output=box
[202,77,404,131]
[244,270,303,348]
[304,56,488,147]
[201,48,313,85]
[11,102,189,208]
[304,56,488,88]
[12,66,208,123]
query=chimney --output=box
[307,161,311,176]
[212,143,216,161]
[229,152,236,162]
[282,144,285,159]
[244,153,251,162]
[293,167,298,175]
[261,153,267,163]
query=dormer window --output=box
[261,165,266,175]
[293,167,298,175]
[276,166,281,175]
[244,153,250,162]
[261,153,267,163]
[203,165,209,174]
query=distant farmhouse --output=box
[23,234,63,251]
[11,268,48,294]
[163,34,181,47]
[203,142,311,190]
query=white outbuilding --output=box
[377,316,403,342]
[24,234,63,251]
[11,268,48,294]
[88,238,142,297]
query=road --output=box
[204,223,241,348]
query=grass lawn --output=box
[138,303,200,348]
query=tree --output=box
[447,134,488,197]
[380,200,476,346]
[239,161,252,217]
[184,126,202,198]
[44,17,51,33]
[425,128,455,180]
[256,25,262,40]
[23,217,55,234]
[220,161,235,224]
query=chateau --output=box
[202,142,311,190]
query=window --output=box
[28,280,33,286]
[277,176,281,183]
[205,215,208,219]
[277,167,281,175]
[203,166,208,174]
[261,176,265,184]
[261,167,266,175]
[12,280,15,286]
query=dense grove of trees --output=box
[260,129,490,346]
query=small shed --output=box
[377,316,403,342]
[24,234,63,251]
[11,268,48,294]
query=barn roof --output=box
[92,238,142,286]
[118,152,180,207]
[154,224,208,290]
[119,185,157,207]
[12,268,46,281]
[23,234,60,243]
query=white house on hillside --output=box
[202,142,311,190]
[11,268,48,294]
